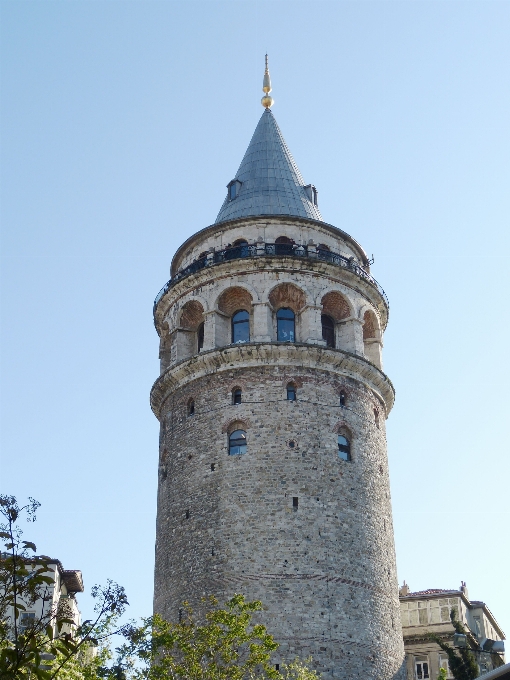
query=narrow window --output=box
[229,430,247,455]
[275,665,280,672]
[339,391,346,407]
[232,310,250,344]
[374,409,379,428]
[178,608,183,622]
[293,497,298,511]
[415,658,430,680]
[19,613,36,634]
[338,435,351,461]
[321,315,335,348]
[230,183,236,200]
[197,322,204,352]
[233,239,249,258]
[286,383,296,401]
[185,510,190,519]
[187,399,195,416]
[277,308,295,342]
[211,463,215,471]
[233,389,242,405]
[275,236,293,256]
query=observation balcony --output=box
[154,242,389,315]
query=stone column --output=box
[301,305,324,345]
[202,311,216,351]
[364,337,383,370]
[252,302,272,342]
[337,317,364,355]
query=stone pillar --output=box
[300,305,324,345]
[337,317,364,355]
[252,302,272,342]
[364,338,383,370]
[202,311,216,351]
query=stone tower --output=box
[151,68,405,680]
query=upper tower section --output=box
[215,58,322,224]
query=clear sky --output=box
[1,0,509,643]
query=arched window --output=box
[232,310,250,343]
[232,239,249,258]
[338,435,351,461]
[277,308,295,342]
[274,236,293,256]
[321,315,335,348]
[187,399,195,417]
[232,389,242,405]
[229,430,247,455]
[286,383,296,401]
[197,322,204,351]
[339,391,346,408]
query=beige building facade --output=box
[400,583,505,679]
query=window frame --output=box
[321,314,335,348]
[414,657,430,680]
[277,307,296,343]
[286,383,297,401]
[228,429,247,456]
[338,434,351,461]
[231,309,250,344]
[232,389,242,405]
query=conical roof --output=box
[215,109,322,224]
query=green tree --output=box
[0,495,129,680]
[428,609,479,680]
[116,595,317,680]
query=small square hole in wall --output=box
[185,510,190,519]
[211,463,215,471]
[288,439,297,449]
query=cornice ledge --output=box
[150,343,395,419]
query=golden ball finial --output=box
[261,54,273,107]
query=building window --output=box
[277,308,295,342]
[232,310,250,344]
[286,383,296,401]
[339,391,346,407]
[19,612,36,634]
[321,315,335,348]
[439,655,452,678]
[187,399,195,416]
[229,430,247,455]
[338,435,351,461]
[415,658,430,680]
[197,322,204,351]
[374,409,379,429]
[228,179,242,200]
[232,389,242,405]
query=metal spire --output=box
[261,54,274,109]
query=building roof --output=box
[215,109,323,224]
[403,589,458,598]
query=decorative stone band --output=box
[150,342,395,418]
[222,571,388,596]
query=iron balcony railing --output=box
[154,243,389,314]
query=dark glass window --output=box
[274,236,294,256]
[188,399,195,417]
[233,389,242,405]
[321,315,335,348]
[229,430,247,455]
[338,435,351,461]
[197,323,204,351]
[277,308,295,342]
[232,310,250,343]
[230,183,236,200]
[339,391,346,407]
[287,384,296,401]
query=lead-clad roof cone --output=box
[215,65,323,225]
[261,54,274,109]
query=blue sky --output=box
[1,0,509,642]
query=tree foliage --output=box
[114,595,319,680]
[428,609,479,680]
[0,496,128,680]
